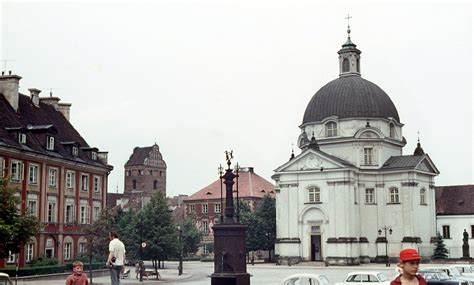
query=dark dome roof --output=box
[302,75,400,124]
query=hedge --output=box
[0,262,106,277]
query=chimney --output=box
[58,102,72,121]
[39,96,60,110]
[0,73,22,112]
[28,88,41,107]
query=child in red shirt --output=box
[66,261,89,285]
[390,248,426,285]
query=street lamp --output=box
[378,226,392,267]
[177,225,183,276]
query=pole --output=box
[178,228,183,275]
[385,229,389,267]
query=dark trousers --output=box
[110,265,122,285]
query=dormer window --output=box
[18,133,26,144]
[72,147,78,156]
[325,122,337,137]
[46,136,55,150]
[91,152,97,160]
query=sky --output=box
[1,0,472,197]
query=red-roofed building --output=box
[183,167,275,253]
[0,73,113,267]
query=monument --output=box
[462,229,470,259]
[210,151,250,285]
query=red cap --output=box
[399,248,421,261]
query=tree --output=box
[178,215,201,257]
[0,178,42,258]
[84,208,114,261]
[432,232,449,259]
[238,201,264,255]
[140,192,178,274]
[255,195,276,261]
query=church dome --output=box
[302,75,400,124]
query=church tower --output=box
[338,18,361,76]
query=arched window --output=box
[389,187,400,204]
[389,123,395,138]
[153,180,158,190]
[342,58,350,72]
[308,187,321,203]
[325,122,337,137]
[132,179,137,190]
[420,188,426,205]
[356,58,360,72]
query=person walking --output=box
[390,248,426,285]
[107,231,126,285]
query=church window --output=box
[342,58,350,72]
[420,188,426,205]
[388,187,400,204]
[442,225,450,239]
[356,58,360,72]
[363,148,373,165]
[325,122,337,137]
[389,123,395,138]
[308,187,321,203]
[153,180,158,190]
[132,179,137,190]
[365,188,375,204]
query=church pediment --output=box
[275,149,351,172]
[415,156,439,174]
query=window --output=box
[442,225,450,239]
[66,171,75,190]
[65,202,74,224]
[202,203,208,213]
[214,203,221,213]
[0,157,4,177]
[126,170,131,176]
[389,123,395,138]
[365,188,375,204]
[363,148,373,165]
[389,187,400,204]
[48,168,58,187]
[91,152,97,160]
[153,180,158,190]
[7,251,16,263]
[47,196,57,223]
[189,204,195,213]
[64,242,72,260]
[202,220,209,235]
[27,194,38,216]
[28,164,38,184]
[80,202,89,224]
[471,225,474,238]
[308,187,321,203]
[342,58,349,72]
[19,133,26,144]
[356,58,360,72]
[10,160,22,182]
[132,179,137,190]
[93,206,100,222]
[46,136,55,150]
[72,146,78,156]
[25,243,34,262]
[79,243,87,254]
[93,176,101,193]
[81,174,89,191]
[326,122,337,137]
[420,188,426,205]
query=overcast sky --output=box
[1,1,472,196]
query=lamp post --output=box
[177,226,183,275]
[378,226,392,267]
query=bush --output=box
[0,265,66,277]
[29,256,58,267]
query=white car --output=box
[424,266,474,284]
[0,273,12,285]
[452,265,474,278]
[336,271,390,285]
[281,273,330,285]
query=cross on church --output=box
[0,59,15,73]
[345,13,352,28]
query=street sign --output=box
[141,242,146,248]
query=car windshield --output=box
[437,272,450,280]
[377,274,387,282]
[449,268,462,277]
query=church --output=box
[272,27,439,265]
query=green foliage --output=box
[178,215,201,257]
[114,209,140,260]
[0,178,42,258]
[0,265,66,276]
[29,256,58,266]
[432,232,449,259]
[84,208,115,260]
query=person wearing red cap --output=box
[390,248,426,285]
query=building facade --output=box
[435,185,474,258]
[272,31,439,265]
[183,167,275,254]
[0,72,113,267]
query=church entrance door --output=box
[310,235,322,261]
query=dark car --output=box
[418,269,469,285]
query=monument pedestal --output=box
[211,223,250,285]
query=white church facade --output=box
[272,29,440,265]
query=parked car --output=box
[424,266,474,284]
[0,273,12,285]
[452,265,474,278]
[418,269,468,285]
[281,273,330,285]
[336,271,390,285]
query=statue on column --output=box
[462,229,470,259]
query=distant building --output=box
[0,72,113,267]
[122,143,167,208]
[183,167,275,254]
[435,185,474,258]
